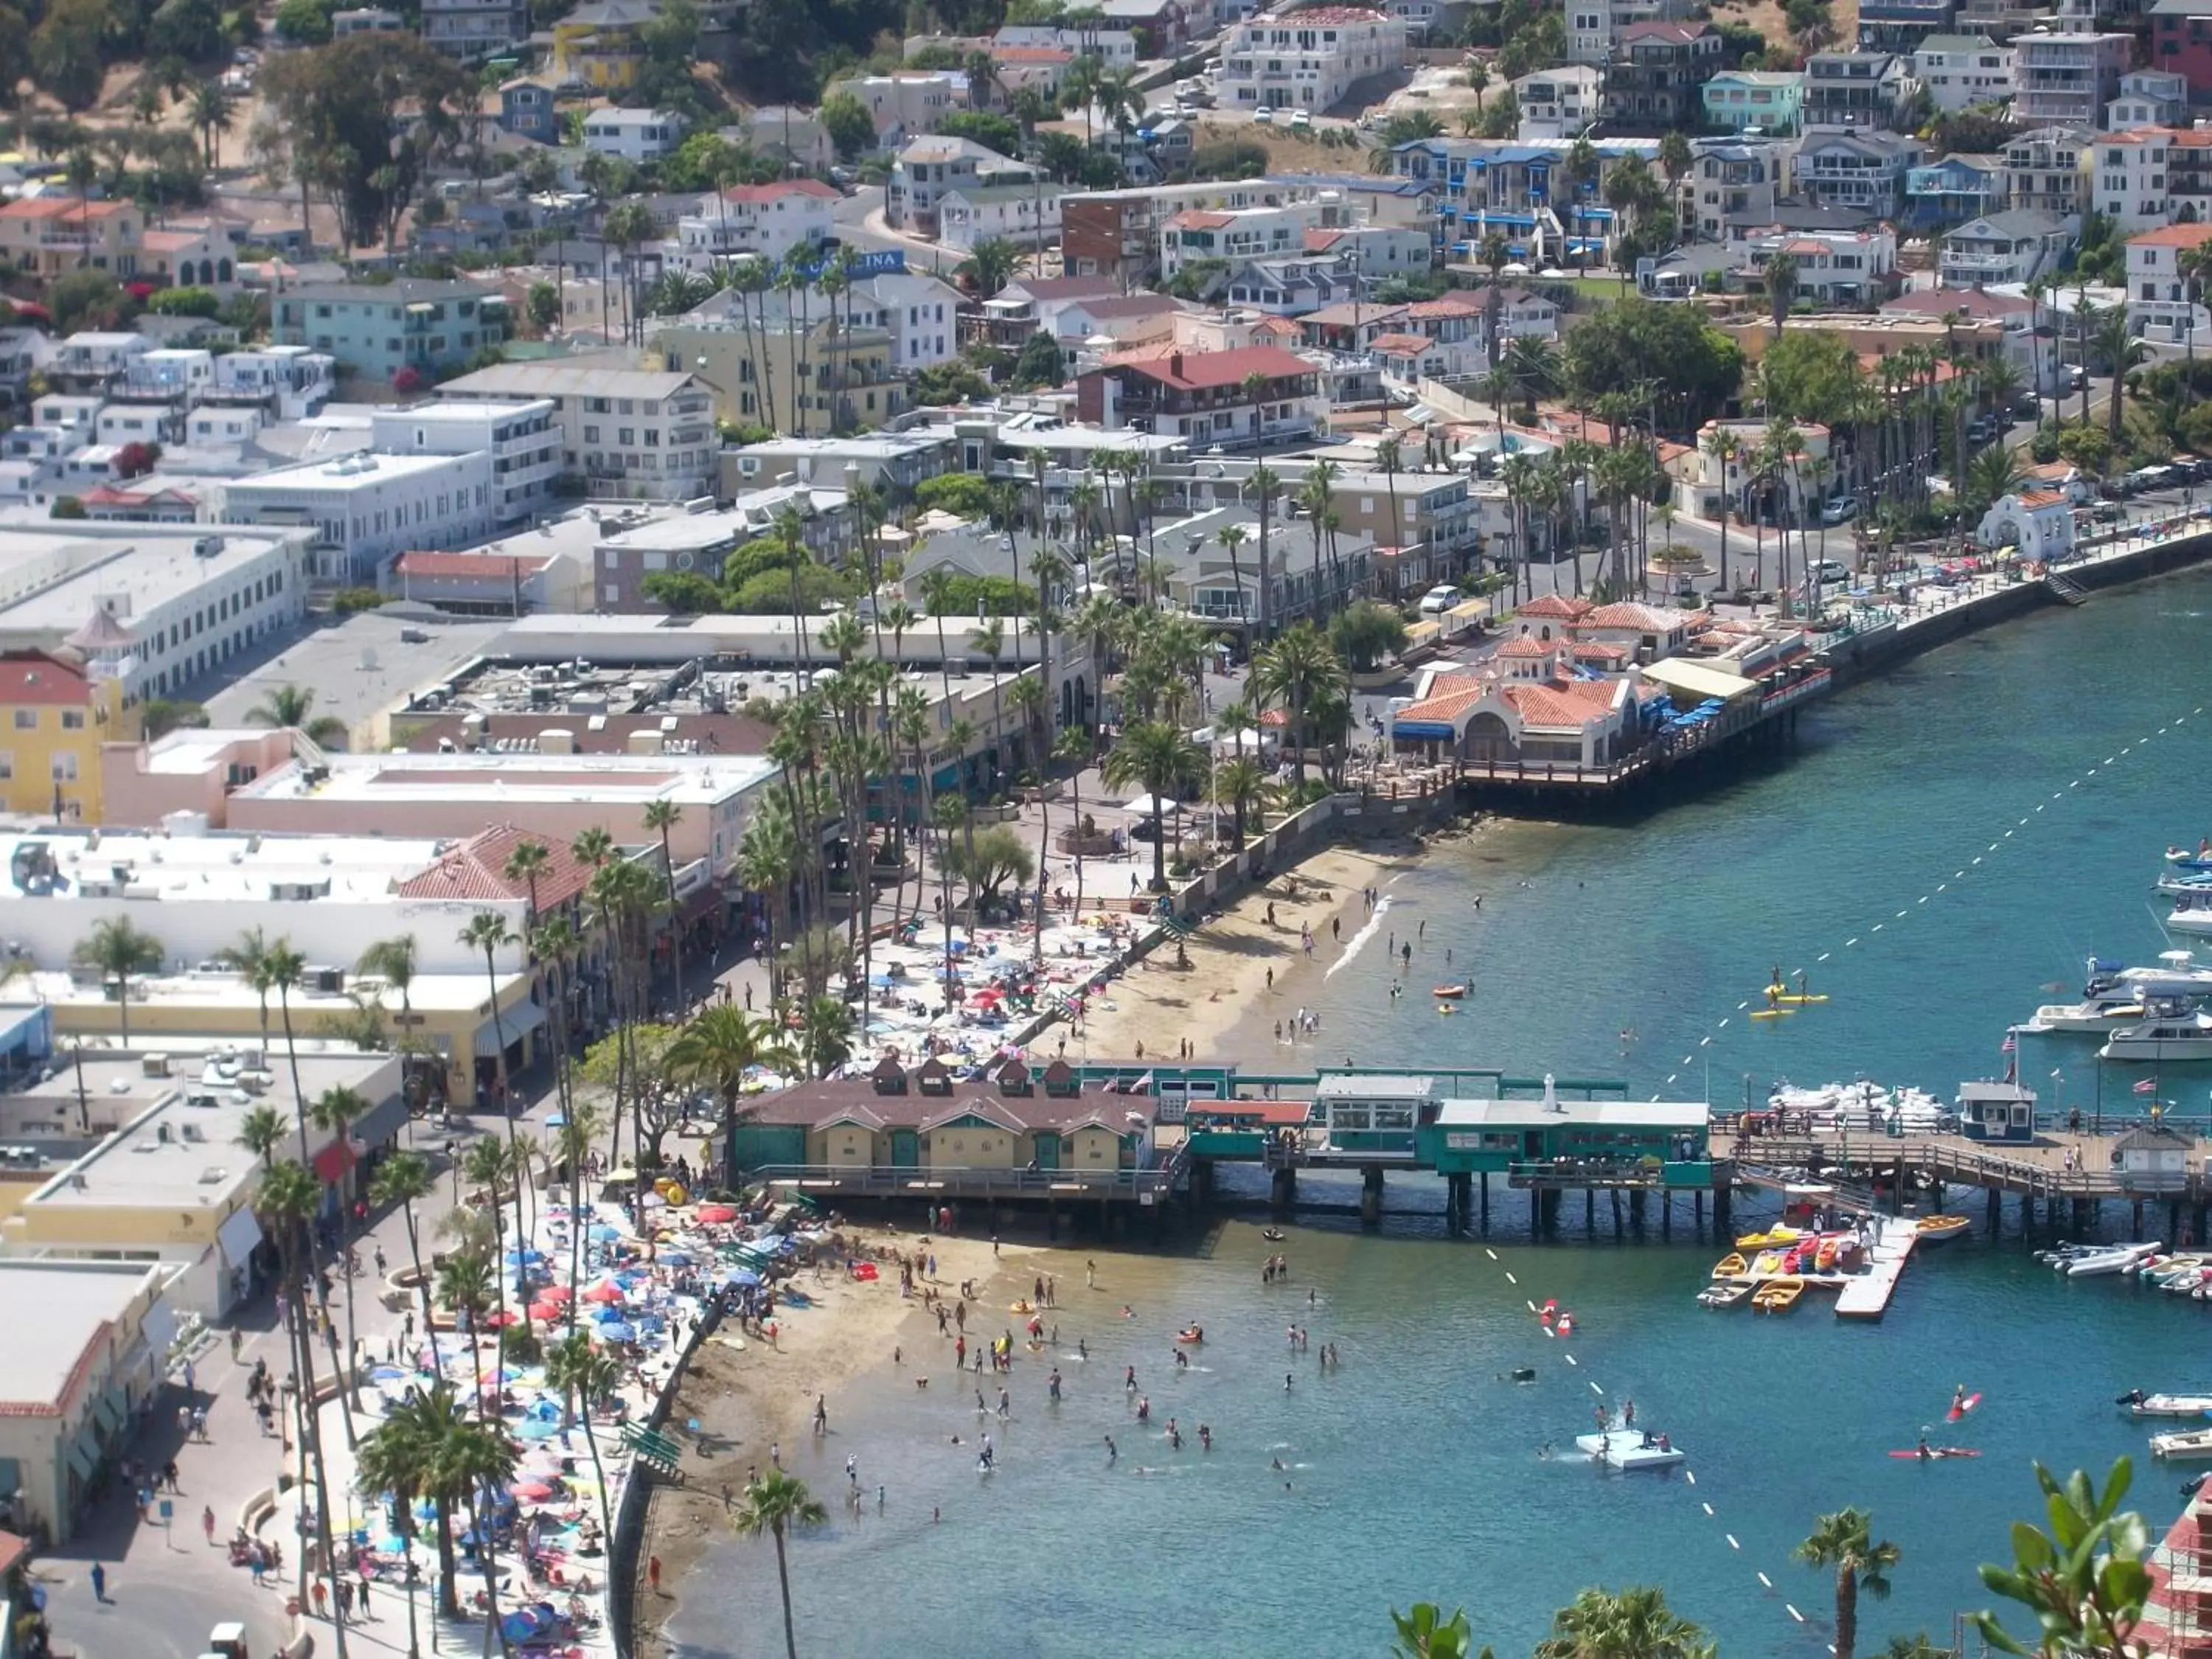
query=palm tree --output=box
[501,840,552,931]
[1251,465,1281,637]
[256,1159,349,1656]
[641,799,684,983]
[1534,1586,1712,1659]
[543,1329,620,1545]
[309,1083,371,1409]
[1251,622,1348,787]
[371,1378,515,1624]
[1702,427,1740,590]
[74,917,164,1048]
[731,1471,830,1659]
[245,684,347,747]
[970,615,1007,791]
[956,237,1023,300]
[1796,1508,1899,1659]
[1392,1603,1490,1659]
[354,933,419,1069]
[436,1248,497,1414]
[1963,442,2026,516]
[1763,251,1798,338]
[669,1006,794,1189]
[1102,722,1202,892]
[796,993,853,1079]
[460,911,516,1110]
[368,1150,441,1371]
[237,1102,287,1169]
[2089,303,2147,448]
[1214,755,1267,847]
[190,81,234,170]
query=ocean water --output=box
[668,571,2212,1659]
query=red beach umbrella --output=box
[509,1481,554,1501]
[484,1310,521,1328]
[528,1299,563,1321]
[694,1204,737,1224]
[540,1285,573,1303]
[583,1281,625,1304]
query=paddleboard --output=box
[1947,1392,1983,1422]
[1750,1009,1795,1020]
[1888,1449,1980,1459]
[1774,994,1832,1005]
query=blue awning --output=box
[1391,722,1460,740]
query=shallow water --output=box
[669,570,2212,1658]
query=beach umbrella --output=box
[483,1310,521,1329]
[583,1281,625,1304]
[723,1268,761,1287]
[527,1299,563,1321]
[539,1284,573,1302]
[509,1481,554,1502]
[586,1225,619,1242]
[695,1204,737,1224]
[503,1248,546,1265]
[596,1321,636,1343]
[513,1418,563,1440]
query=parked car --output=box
[1966,416,1998,445]
[1819,495,1858,526]
[1812,559,1851,585]
[1253,105,1275,123]
[1419,584,1461,614]
[1288,108,1312,128]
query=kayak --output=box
[1773,994,1831,1004]
[1890,1448,1980,1460]
[1947,1391,1983,1422]
[1436,1005,1458,1015]
[1750,1008,1795,1020]
[1432,984,1467,998]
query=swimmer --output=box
[1079,1338,1088,1360]
[1284,1373,1294,1392]
[1121,1305,1135,1319]
[1105,1435,1118,1461]
[1271,1456,1285,1471]
[1125,1366,1138,1391]
[1951,1383,1967,1415]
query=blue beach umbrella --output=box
[596,1321,636,1343]
[513,1418,563,1440]
[723,1268,761,1287]
[587,1225,619,1242]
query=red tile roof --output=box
[1366,331,1431,352]
[721,179,841,205]
[1503,680,1619,727]
[1495,634,1552,658]
[2130,222,2212,248]
[1099,344,1312,390]
[396,823,602,908]
[2017,488,2069,508]
[1517,593,1590,619]
[1581,601,1691,631]
[0,652,94,707]
[992,44,1072,60]
[1170,209,1234,229]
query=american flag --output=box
[2134,1077,2159,1095]
[2000,1033,2017,1053]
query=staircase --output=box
[2045,571,2087,605]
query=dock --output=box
[1834,1224,1916,1320]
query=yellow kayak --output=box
[1737,1227,1801,1249]
[1773,994,1831,1005]
[1750,1007,1795,1019]
[1750,1248,1787,1276]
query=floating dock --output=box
[1834,1223,1916,1321]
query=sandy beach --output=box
[1065,832,1458,1067]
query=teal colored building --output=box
[272,279,510,384]
[1418,1095,1713,1186]
[1701,71,1804,134]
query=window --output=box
[11,709,33,731]
[51,753,77,782]
[61,709,85,730]
[0,753,12,779]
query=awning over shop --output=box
[65,1432,97,1482]
[313,1137,355,1185]
[1641,658,1759,703]
[350,1088,409,1151]
[474,998,548,1058]
[89,1390,122,1436]
[217,1202,265,1271]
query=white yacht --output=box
[2025,953,2212,1032]
[2168,894,2212,936]
[2100,1008,2212,1062]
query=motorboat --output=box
[1575,1428,1686,1470]
[2168,894,2212,936]
[1711,1253,1747,1279]
[1770,1080,1947,1135]
[2027,954,2212,1032]
[2120,1391,2212,1418]
[1752,1277,1805,1313]
[1697,1282,1751,1309]
[2064,1242,2164,1277]
[2152,1427,2212,1461]
[2099,1008,2212,1062]
[1916,1215,1971,1245]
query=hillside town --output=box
[3,0,2212,1652]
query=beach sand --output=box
[1063,836,1439,1067]
[633,1228,1020,1659]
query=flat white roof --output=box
[598,510,748,552]
[27,965,524,1016]
[1,828,449,904]
[0,528,293,633]
[226,451,478,495]
[1433,1099,1712,1129]
[0,1260,167,1410]
[1318,1073,1437,1098]
[233,749,778,806]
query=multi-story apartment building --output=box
[419,0,525,58]
[939,184,1065,251]
[1939,208,2075,285]
[1568,0,1697,63]
[886,135,1034,235]
[436,361,715,503]
[650,307,903,437]
[853,271,965,372]
[0,198,146,282]
[1903,152,2008,224]
[1074,345,1324,449]
[2110,66,2189,124]
[2091,126,2174,230]
[2127,218,2212,344]
[2013,32,2133,126]
[824,71,970,147]
[1857,0,1956,53]
[2004,125,2092,217]
[369,399,560,526]
[225,451,496,582]
[1701,70,1805,134]
[0,646,136,823]
[1688,141,1787,240]
[1514,65,1605,137]
[1795,131,1924,215]
[1215,7,1408,113]
[671,179,840,269]
[1803,51,1921,130]
[272,279,508,383]
[1736,226,1899,302]
[1913,34,2013,110]
[2151,0,2212,102]
[2168,124,2212,215]
[581,108,686,163]
[1600,21,1724,134]
[1060,178,1334,285]
[1160,199,1354,276]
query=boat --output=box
[2100,1008,2212,1061]
[2065,1242,2165,1277]
[2168,894,2212,936]
[1888,1447,1981,1461]
[1752,1277,1805,1313]
[1771,1080,1947,1135]
[1916,1215,1971,1245]
[2141,1253,2205,1281]
[1432,984,1467,999]
[2023,953,2212,1032]
[1175,1326,1204,1344]
[1711,1253,1747,1279]
[2120,1391,2212,1418]
[1575,1428,1686,1470]
[1736,1226,1802,1249]
[1262,1228,1285,1242]
[2152,1428,2212,1461]
[1697,1282,1752,1309]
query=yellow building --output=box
[550,0,657,89]
[651,316,906,437]
[0,642,139,824]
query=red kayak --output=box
[1889,1448,1980,1460]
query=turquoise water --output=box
[671,571,2212,1658]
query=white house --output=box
[1513,66,1604,139]
[1736,227,1896,304]
[223,450,496,583]
[886,134,1032,235]
[672,179,841,268]
[1938,208,2073,288]
[1911,34,2013,112]
[827,71,970,147]
[580,108,686,162]
[1976,489,2075,560]
[937,182,1064,252]
[1679,418,1833,521]
[2109,69,2188,129]
[2091,127,2174,233]
[1215,6,1408,112]
[2126,222,2212,344]
[855,271,966,371]
[369,398,560,525]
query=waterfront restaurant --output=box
[1419,1094,1714,1185]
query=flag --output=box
[2000,1033,2017,1053]
[2134,1077,2158,1095]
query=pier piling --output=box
[2133,1200,2146,1239]
[1629,1190,1648,1232]
[1661,1194,1672,1240]
[1986,1186,2000,1237]
[1479,1172,1490,1234]
[2074,1197,2092,1235]
[1270,1166,1297,1210]
[1607,1189,1620,1238]
[1360,1164,1384,1228]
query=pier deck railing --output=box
[744,1163,1181,1202]
[1725,1133,2208,1203]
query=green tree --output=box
[72,917,164,1046]
[1391,1604,1492,1659]
[526,279,560,333]
[1102,721,1201,891]
[937,109,1023,156]
[668,1006,793,1188]
[731,1472,831,1659]
[1562,299,1746,435]
[543,1329,620,1545]
[957,237,1023,299]
[245,683,347,746]
[1328,599,1408,673]
[819,91,877,161]
[641,570,726,614]
[1251,620,1349,785]
[942,822,1037,909]
[1758,329,1860,429]
[1534,1587,1714,1659]
[31,0,108,111]
[1797,1508,1900,1659]
[1009,330,1065,390]
[914,473,997,518]
[367,1150,441,1373]
[1976,1458,2152,1658]
[139,698,208,740]
[234,1102,287,1168]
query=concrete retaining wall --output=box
[611,1298,726,1659]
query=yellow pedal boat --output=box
[1711,1252,1747,1279]
[1752,1277,1805,1313]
